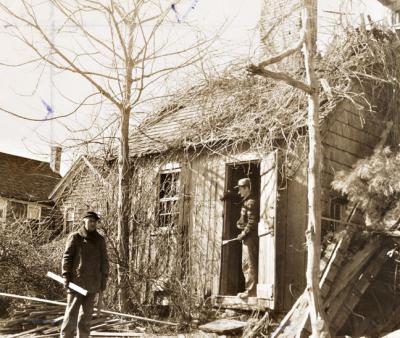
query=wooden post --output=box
[302,1,330,337]
[247,1,331,335]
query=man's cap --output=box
[83,211,100,220]
[234,178,251,189]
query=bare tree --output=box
[0,0,208,311]
[248,0,331,336]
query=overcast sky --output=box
[0,0,388,175]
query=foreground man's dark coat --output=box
[62,226,109,293]
[60,224,109,338]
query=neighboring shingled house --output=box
[49,155,115,233]
[0,149,61,225]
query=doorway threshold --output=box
[212,295,268,310]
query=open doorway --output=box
[219,161,261,296]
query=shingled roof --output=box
[0,152,61,203]
[129,28,397,158]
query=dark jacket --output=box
[62,226,109,293]
[236,195,259,240]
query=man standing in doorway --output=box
[60,211,109,338]
[235,178,259,299]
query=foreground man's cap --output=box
[83,211,100,220]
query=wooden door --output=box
[257,151,278,309]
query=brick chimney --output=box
[260,0,302,69]
[50,146,62,174]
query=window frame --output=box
[157,166,181,229]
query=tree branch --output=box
[247,64,313,94]
[258,28,306,68]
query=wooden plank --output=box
[190,157,203,296]
[46,271,88,296]
[199,319,247,334]
[89,331,144,337]
[212,295,263,311]
[270,292,308,338]
[7,326,51,338]
[257,151,278,308]
[207,154,218,296]
[202,155,211,296]
[212,157,225,295]
[275,162,288,311]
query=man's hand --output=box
[237,234,245,241]
[63,277,70,290]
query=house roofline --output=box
[48,155,85,200]
[48,155,111,200]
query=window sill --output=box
[150,226,177,236]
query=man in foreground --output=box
[60,211,109,338]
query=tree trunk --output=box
[302,1,331,337]
[117,108,131,312]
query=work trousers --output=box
[60,292,97,338]
[242,235,258,296]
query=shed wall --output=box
[321,101,387,217]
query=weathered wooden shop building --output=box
[128,27,397,312]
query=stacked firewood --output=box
[0,301,145,337]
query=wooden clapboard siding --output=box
[321,100,387,217]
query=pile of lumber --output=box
[0,300,147,337]
[0,292,178,337]
[0,301,65,337]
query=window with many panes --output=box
[27,204,41,221]
[0,198,7,221]
[158,168,180,228]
